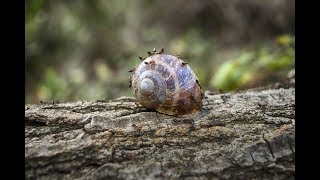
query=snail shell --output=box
[129,49,203,116]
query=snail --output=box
[128,48,203,116]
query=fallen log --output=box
[25,79,295,179]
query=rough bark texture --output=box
[25,79,295,180]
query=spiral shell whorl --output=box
[134,70,166,109]
[139,78,154,96]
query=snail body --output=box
[129,49,203,116]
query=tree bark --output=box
[25,79,295,180]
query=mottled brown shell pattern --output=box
[129,49,203,116]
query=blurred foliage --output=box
[25,0,295,104]
[211,35,295,91]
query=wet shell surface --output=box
[129,49,203,116]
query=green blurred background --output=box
[25,0,295,104]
